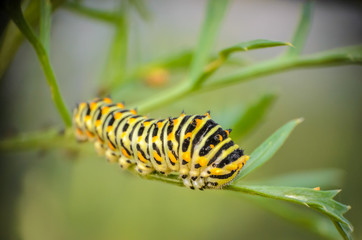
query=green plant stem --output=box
[203,45,362,91]
[136,81,193,113]
[0,0,64,79]
[137,45,362,113]
[64,2,122,23]
[6,3,72,127]
[0,128,75,152]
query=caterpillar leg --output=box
[105,150,118,163]
[182,177,195,190]
[135,164,154,175]
[94,141,105,155]
[192,177,206,190]
[119,155,133,169]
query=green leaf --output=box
[251,168,344,188]
[220,39,293,58]
[228,184,353,240]
[189,0,229,83]
[284,1,313,57]
[248,196,340,239]
[234,118,303,181]
[40,0,52,53]
[230,93,277,140]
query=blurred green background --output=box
[0,0,361,239]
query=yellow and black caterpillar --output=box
[73,98,249,190]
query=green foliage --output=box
[234,118,303,181]
[1,0,358,239]
[230,93,277,140]
[4,0,71,127]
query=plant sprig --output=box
[4,0,72,127]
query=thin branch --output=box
[5,2,72,127]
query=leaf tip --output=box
[296,118,304,124]
[286,42,295,48]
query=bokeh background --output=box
[1,0,361,239]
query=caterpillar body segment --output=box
[73,98,249,189]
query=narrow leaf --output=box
[40,0,52,53]
[5,1,72,127]
[228,184,353,240]
[284,1,313,57]
[196,40,291,86]
[234,118,303,181]
[251,168,344,188]
[189,0,229,83]
[248,196,340,239]
[221,39,293,58]
[231,93,276,140]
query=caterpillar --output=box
[73,97,249,190]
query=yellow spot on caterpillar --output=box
[198,157,208,167]
[114,112,123,119]
[210,168,222,175]
[205,112,211,118]
[152,136,158,142]
[107,126,113,133]
[168,151,177,163]
[167,133,174,141]
[84,115,91,122]
[103,97,112,104]
[153,151,163,162]
[182,152,191,162]
[184,132,192,139]
[173,118,179,125]
[130,109,137,115]
[108,141,115,151]
[95,120,101,127]
[122,148,131,158]
[314,187,321,191]
[90,102,97,110]
[138,136,142,142]
[243,155,250,163]
[79,102,86,108]
[143,121,151,127]
[129,118,135,123]
[225,130,230,137]
[121,132,126,138]
[195,119,202,127]
[226,163,238,171]
[117,103,125,108]
[102,107,110,114]
[210,144,214,149]
[180,113,185,117]
[138,152,147,163]
[157,122,163,128]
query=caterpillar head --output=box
[204,149,249,188]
